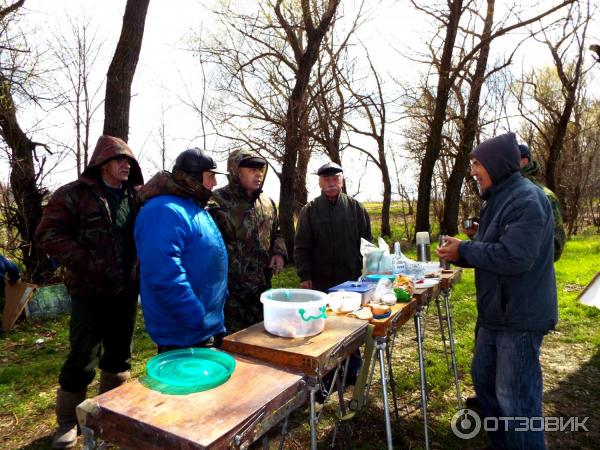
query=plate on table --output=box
[414,278,439,288]
[145,348,236,395]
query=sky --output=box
[6,0,599,201]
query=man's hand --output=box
[436,236,462,261]
[300,280,313,289]
[269,255,285,275]
[462,221,479,239]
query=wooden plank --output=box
[440,269,462,290]
[78,354,306,450]
[371,298,418,337]
[222,316,368,376]
[2,281,37,332]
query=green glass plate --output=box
[364,274,396,282]
[144,348,236,395]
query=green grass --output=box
[0,228,599,449]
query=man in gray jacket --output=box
[437,132,557,450]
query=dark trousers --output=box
[157,333,224,354]
[59,291,138,392]
[472,326,546,450]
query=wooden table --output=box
[222,315,368,378]
[77,354,306,450]
[222,316,368,450]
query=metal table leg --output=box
[414,306,430,450]
[435,295,451,369]
[442,287,463,409]
[308,382,319,450]
[375,338,394,450]
[385,337,401,426]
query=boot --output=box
[52,388,86,449]
[98,370,129,394]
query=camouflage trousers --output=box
[224,288,268,334]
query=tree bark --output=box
[103,0,150,141]
[414,0,463,235]
[0,77,53,282]
[442,0,495,236]
[276,0,340,262]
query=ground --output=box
[1,229,598,449]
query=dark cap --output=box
[238,157,266,169]
[173,148,228,175]
[518,144,531,161]
[317,162,343,176]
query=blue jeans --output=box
[471,326,546,450]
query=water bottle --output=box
[439,229,450,270]
[392,241,406,275]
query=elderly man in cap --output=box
[437,132,557,450]
[36,135,143,449]
[208,149,287,333]
[295,161,372,292]
[135,148,229,353]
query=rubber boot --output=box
[52,388,86,449]
[98,370,129,394]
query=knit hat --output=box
[470,132,520,185]
[518,144,531,161]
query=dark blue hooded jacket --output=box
[456,132,558,332]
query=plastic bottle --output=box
[392,241,406,275]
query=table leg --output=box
[81,425,99,450]
[443,287,463,410]
[309,382,319,450]
[414,306,430,450]
[385,337,401,426]
[435,295,451,369]
[376,338,394,450]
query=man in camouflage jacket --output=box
[35,135,143,449]
[208,149,287,333]
[519,144,566,261]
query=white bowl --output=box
[328,291,362,313]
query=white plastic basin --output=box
[260,289,328,338]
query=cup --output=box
[463,219,474,229]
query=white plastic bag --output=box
[361,237,393,276]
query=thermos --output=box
[415,232,431,262]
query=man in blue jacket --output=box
[437,132,557,450]
[135,148,228,353]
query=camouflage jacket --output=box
[207,149,287,294]
[522,160,566,261]
[35,136,144,296]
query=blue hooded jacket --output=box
[135,171,228,346]
[456,133,558,332]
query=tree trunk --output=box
[277,0,340,262]
[0,78,53,282]
[442,0,494,236]
[414,0,463,236]
[294,143,310,215]
[378,137,392,237]
[103,0,150,141]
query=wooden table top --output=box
[77,353,306,450]
[222,316,368,377]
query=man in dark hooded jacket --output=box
[208,149,287,333]
[437,132,557,450]
[36,135,143,449]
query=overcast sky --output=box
[8,0,599,201]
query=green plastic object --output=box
[394,288,412,302]
[144,348,236,395]
[364,274,396,282]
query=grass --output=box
[0,222,599,449]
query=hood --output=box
[470,132,520,185]
[137,170,213,207]
[226,149,268,191]
[521,159,541,178]
[81,135,144,186]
